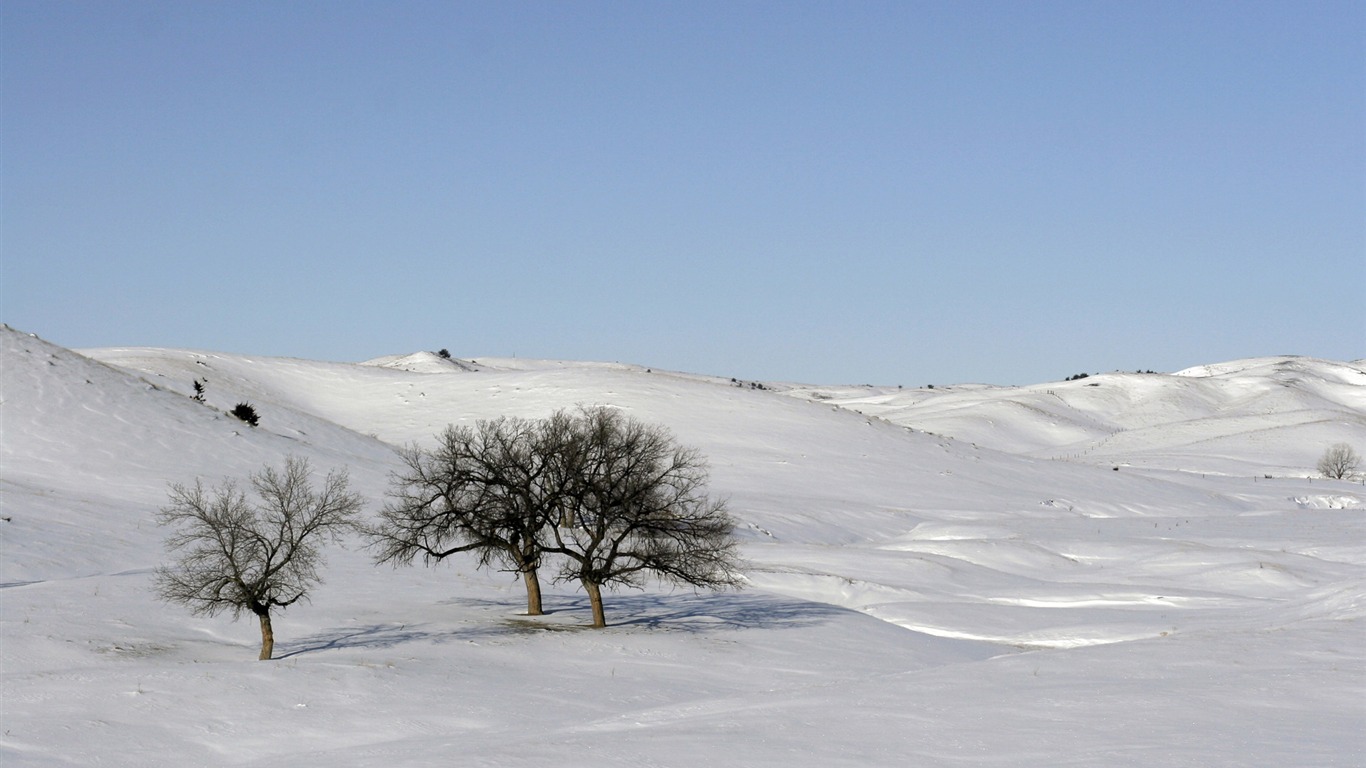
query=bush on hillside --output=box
[231,402,260,427]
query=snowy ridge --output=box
[785,356,1366,476]
[359,351,481,373]
[2,325,1363,767]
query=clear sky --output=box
[3,1,1362,385]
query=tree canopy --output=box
[370,407,744,626]
[155,456,362,659]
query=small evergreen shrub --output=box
[231,402,260,427]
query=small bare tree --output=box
[154,457,363,660]
[1317,443,1361,480]
[369,415,569,615]
[546,406,744,628]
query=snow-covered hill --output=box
[2,325,1363,766]
[784,356,1366,476]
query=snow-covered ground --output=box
[2,325,1363,766]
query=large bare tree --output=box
[1317,443,1361,480]
[369,415,570,615]
[370,408,744,627]
[546,406,744,628]
[154,457,363,660]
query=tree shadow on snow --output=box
[274,623,456,658]
[527,591,851,634]
[275,610,548,658]
[276,592,847,658]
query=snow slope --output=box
[2,326,1363,766]
[784,357,1366,476]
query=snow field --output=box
[2,326,1362,766]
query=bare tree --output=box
[154,457,363,660]
[369,408,743,627]
[546,406,744,628]
[1317,443,1361,480]
[369,415,570,615]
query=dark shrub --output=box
[231,402,260,427]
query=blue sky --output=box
[3,1,1362,385]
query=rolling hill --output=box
[2,325,1362,766]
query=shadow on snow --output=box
[276,591,848,658]
[551,591,850,632]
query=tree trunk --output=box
[522,567,544,616]
[258,610,275,660]
[584,579,607,628]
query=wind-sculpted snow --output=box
[2,325,1362,766]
